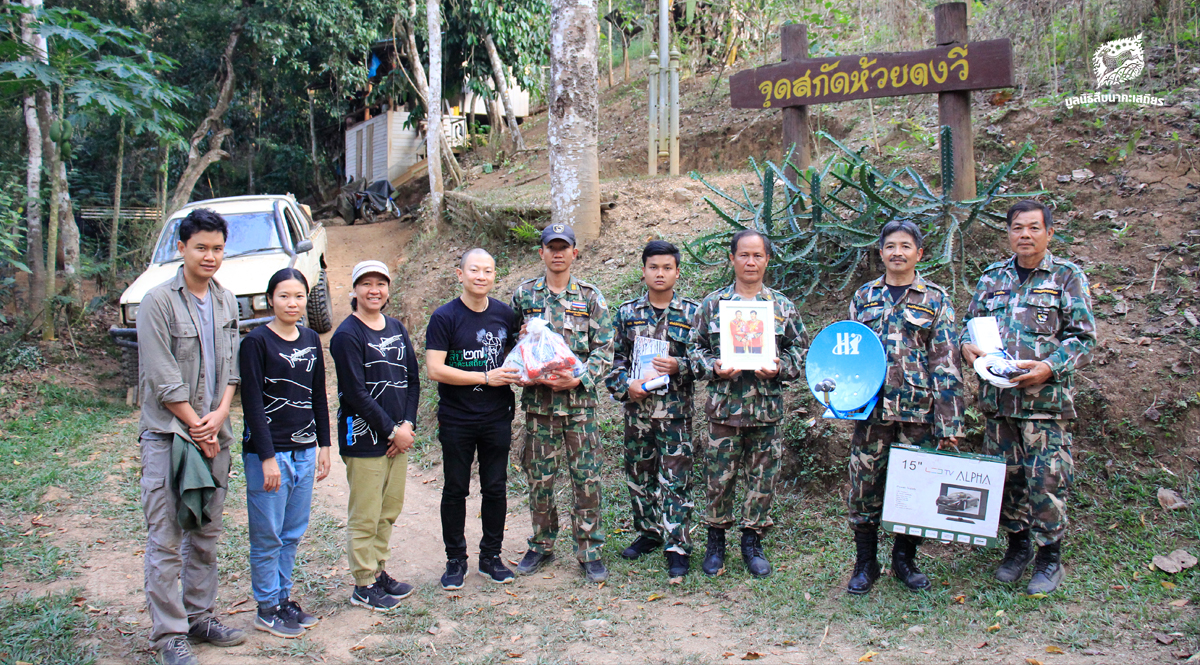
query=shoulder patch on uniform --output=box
[924,280,949,295]
[907,303,937,317]
[984,259,1011,272]
[681,296,701,306]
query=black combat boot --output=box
[994,530,1035,583]
[1026,541,1065,594]
[701,527,726,576]
[740,528,772,578]
[846,528,880,595]
[891,534,931,591]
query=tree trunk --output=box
[426,0,444,224]
[622,32,630,82]
[109,116,125,289]
[307,89,329,202]
[606,0,613,87]
[466,91,476,149]
[402,0,463,186]
[483,33,526,152]
[39,89,59,341]
[487,95,503,148]
[549,0,601,241]
[168,11,247,215]
[158,141,170,225]
[20,0,46,311]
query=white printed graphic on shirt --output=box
[278,346,317,372]
[264,361,318,444]
[347,331,409,446]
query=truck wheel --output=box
[307,269,334,333]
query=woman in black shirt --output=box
[329,260,419,611]
[239,268,330,638]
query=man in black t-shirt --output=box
[426,248,522,590]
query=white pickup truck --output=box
[110,194,332,394]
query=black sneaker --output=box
[516,550,555,575]
[442,558,468,590]
[350,583,400,612]
[479,555,515,584]
[158,635,199,665]
[666,550,690,578]
[376,570,415,599]
[620,535,663,560]
[279,597,319,628]
[253,603,305,638]
[580,559,609,583]
[187,615,247,647]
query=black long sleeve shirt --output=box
[329,314,420,458]
[238,324,331,458]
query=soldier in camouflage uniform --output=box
[844,220,966,594]
[604,241,701,579]
[961,200,1095,595]
[510,224,615,583]
[689,230,808,579]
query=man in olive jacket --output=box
[137,208,246,665]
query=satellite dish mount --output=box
[805,321,887,421]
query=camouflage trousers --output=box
[521,411,604,562]
[848,420,935,530]
[984,416,1073,546]
[703,422,780,533]
[624,412,694,554]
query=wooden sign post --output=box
[730,2,1014,201]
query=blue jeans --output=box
[244,447,317,605]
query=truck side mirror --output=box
[295,239,314,254]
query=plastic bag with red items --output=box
[501,317,585,382]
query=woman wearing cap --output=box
[329,260,420,611]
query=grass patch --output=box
[0,589,96,665]
[0,384,131,513]
[0,385,132,579]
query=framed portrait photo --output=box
[718,300,776,371]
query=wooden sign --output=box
[730,39,1013,109]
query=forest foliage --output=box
[0,0,1196,308]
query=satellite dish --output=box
[805,320,887,420]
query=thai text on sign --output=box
[729,39,1014,109]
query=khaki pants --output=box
[344,453,408,586]
[140,434,230,650]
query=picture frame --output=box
[718,300,776,371]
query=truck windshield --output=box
[152,211,283,264]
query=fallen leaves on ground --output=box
[858,651,879,662]
[1045,645,1065,654]
[1154,632,1176,645]
[741,653,763,661]
[1169,599,1190,607]
[986,623,1002,633]
[1026,659,1044,665]
[1157,488,1189,510]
